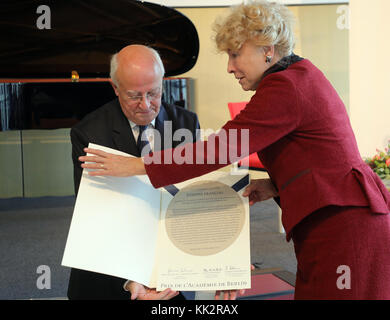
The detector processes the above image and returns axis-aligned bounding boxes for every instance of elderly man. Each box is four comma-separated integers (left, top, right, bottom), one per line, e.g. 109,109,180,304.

67,45,200,300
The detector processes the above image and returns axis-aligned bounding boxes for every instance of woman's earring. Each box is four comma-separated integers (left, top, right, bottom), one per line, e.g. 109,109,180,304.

266,56,272,63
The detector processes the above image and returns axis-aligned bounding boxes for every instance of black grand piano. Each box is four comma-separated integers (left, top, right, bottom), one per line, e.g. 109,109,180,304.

0,0,199,198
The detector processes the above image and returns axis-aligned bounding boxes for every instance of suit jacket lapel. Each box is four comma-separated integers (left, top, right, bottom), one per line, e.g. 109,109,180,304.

154,103,170,151
110,100,139,156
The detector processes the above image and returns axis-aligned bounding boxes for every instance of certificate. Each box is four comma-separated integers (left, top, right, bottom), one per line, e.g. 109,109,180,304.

62,144,251,291
156,172,251,291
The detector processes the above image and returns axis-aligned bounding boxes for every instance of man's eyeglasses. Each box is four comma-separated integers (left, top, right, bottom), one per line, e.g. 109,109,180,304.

126,87,162,103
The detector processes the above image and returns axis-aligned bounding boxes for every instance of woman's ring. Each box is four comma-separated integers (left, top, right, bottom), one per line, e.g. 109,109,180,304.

100,164,104,168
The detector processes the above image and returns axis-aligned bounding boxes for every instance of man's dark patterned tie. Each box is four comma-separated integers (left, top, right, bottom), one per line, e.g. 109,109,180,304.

136,125,151,156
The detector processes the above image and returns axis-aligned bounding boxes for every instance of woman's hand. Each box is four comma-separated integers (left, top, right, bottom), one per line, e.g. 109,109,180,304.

79,148,146,177
242,179,278,205
126,281,179,300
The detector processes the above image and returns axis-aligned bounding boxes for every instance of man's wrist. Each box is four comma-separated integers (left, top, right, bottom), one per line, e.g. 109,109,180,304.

137,157,147,174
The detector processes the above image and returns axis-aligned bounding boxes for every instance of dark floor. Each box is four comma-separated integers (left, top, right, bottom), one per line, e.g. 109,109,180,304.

0,196,296,300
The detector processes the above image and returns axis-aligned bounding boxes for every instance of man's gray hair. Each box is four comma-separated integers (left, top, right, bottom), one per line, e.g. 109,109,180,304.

110,46,165,87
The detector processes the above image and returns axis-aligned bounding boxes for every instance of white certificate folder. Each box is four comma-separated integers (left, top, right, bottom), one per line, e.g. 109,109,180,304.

62,143,251,291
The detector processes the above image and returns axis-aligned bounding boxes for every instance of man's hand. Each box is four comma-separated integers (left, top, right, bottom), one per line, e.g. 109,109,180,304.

79,148,146,177
214,265,255,300
126,281,179,300
214,289,245,300
242,179,278,205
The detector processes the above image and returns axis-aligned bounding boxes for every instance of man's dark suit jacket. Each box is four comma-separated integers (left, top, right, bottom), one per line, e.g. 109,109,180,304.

67,98,200,300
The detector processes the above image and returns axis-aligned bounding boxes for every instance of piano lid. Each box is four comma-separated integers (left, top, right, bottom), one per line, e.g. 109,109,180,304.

0,0,199,79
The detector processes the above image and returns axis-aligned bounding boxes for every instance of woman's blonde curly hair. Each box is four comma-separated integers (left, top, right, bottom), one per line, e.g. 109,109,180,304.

214,0,296,57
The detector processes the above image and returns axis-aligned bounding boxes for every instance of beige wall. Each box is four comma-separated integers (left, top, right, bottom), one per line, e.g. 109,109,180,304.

294,5,349,111
349,0,390,157
176,5,349,132
176,7,253,131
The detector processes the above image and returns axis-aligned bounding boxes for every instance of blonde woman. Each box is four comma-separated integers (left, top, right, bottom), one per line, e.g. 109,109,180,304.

80,1,390,299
